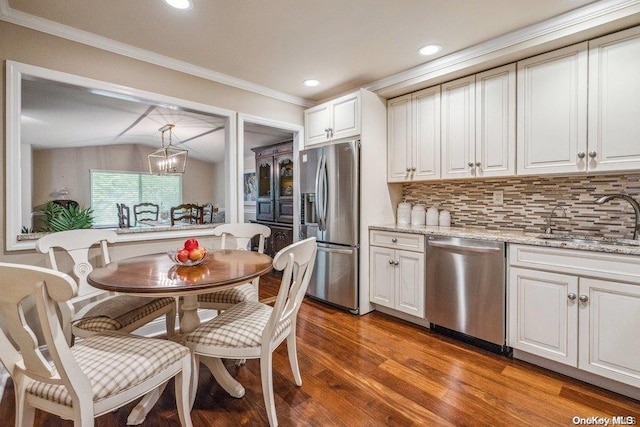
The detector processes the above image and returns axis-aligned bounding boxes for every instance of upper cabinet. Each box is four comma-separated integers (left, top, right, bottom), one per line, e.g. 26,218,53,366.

304,91,361,147
387,86,441,182
587,26,640,173
441,64,516,180
517,42,588,175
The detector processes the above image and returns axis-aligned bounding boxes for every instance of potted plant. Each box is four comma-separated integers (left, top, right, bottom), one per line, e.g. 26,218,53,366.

42,201,94,232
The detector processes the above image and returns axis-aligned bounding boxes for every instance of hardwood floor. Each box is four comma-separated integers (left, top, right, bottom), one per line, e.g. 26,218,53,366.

1,272,639,426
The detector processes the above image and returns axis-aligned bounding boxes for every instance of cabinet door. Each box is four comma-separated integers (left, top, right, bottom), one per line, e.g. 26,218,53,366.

578,278,640,388
588,27,640,173
271,226,293,256
331,92,361,141
517,42,588,175
387,94,412,182
369,246,395,308
275,153,294,223
304,103,331,147
395,249,425,317
508,267,578,366
441,76,475,179
413,86,441,181
256,155,274,221
475,64,515,178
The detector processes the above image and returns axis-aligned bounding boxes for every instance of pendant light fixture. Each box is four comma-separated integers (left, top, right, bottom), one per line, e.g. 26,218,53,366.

148,124,188,175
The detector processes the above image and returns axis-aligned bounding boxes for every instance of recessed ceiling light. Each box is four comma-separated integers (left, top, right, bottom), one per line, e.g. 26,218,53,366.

303,79,320,87
164,0,193,10
418,44,442,56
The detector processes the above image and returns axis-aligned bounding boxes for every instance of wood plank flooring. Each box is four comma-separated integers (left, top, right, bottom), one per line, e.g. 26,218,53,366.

1,272,639,426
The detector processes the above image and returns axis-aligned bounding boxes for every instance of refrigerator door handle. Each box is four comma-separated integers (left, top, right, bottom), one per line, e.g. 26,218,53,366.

315,154,325,231
321,156,329,230
318,246,354,255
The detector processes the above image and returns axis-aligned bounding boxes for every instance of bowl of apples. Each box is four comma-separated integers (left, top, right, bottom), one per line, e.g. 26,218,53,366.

168,238,208,266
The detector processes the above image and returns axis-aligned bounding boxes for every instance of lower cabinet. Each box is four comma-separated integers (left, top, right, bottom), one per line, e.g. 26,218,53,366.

251,221,293,257
508,244,640,388
369,230,425,317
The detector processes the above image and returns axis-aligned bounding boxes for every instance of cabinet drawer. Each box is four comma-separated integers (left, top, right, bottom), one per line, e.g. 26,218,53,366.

509,244,640,284
369,230,424,252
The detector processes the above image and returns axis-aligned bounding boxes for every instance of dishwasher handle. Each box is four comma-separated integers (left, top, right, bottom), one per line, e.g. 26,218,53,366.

428,240,502,253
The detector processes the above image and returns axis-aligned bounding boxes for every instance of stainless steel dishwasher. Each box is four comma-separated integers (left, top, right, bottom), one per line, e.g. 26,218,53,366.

426,236,506,350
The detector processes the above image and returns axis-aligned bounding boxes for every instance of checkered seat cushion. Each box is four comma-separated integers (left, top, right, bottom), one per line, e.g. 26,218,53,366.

184,300,291,349
73,295,175,333
25,333,190,406
197,283,257,305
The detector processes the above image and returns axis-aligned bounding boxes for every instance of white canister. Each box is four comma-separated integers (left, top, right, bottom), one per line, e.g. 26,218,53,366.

426,207,439,226
397,202,412,225
439,210,451,227
411,205,426,226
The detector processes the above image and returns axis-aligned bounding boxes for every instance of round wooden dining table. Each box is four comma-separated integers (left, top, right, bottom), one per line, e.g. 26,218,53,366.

87,249,273,425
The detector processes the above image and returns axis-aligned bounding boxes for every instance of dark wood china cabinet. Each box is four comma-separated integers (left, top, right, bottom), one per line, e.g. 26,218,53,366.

251,141,294,257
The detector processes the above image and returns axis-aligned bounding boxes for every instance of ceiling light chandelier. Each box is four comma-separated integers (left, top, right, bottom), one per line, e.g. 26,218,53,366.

148,124,188,175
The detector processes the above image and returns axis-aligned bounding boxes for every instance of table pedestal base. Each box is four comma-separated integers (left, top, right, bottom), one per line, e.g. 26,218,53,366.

201,357,246,398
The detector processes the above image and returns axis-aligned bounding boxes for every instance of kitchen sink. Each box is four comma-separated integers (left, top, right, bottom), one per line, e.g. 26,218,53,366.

536,234,640,247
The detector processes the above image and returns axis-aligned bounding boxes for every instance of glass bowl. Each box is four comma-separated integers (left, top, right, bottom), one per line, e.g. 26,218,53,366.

167,248,208,266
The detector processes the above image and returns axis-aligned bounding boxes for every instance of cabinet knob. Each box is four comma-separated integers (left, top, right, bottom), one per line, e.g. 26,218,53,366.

468,162,474,168
406,167,411,172
568,293,577,301
475,162,481,167
411,167,416,171
391,237,397,243
588,151,597,158
577,151,586,159
394,260,399,266
579,295,589,303
388,259,394,265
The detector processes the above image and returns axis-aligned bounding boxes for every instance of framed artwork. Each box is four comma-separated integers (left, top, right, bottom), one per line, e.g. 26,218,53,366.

243,171,256,204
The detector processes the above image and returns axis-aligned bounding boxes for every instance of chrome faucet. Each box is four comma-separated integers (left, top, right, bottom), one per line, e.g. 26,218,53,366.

594,194,640,240
545,204,568,234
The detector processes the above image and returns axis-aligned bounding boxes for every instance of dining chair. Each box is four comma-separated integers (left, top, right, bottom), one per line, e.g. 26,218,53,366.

196,223,272,311
133,202,159,226
36,229,176,343
183,237,317,427
170,203,203,225
201,203,213,224
116,203,130,228
0,262,193,427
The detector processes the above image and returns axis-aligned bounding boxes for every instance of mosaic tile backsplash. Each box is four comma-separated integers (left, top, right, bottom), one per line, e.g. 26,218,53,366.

402,174,640,239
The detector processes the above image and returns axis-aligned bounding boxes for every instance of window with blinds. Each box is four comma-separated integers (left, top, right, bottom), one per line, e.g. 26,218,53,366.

90,170,182,227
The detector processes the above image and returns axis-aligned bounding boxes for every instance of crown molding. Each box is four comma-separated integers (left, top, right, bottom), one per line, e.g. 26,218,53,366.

0,0,315,108
365,0,640,97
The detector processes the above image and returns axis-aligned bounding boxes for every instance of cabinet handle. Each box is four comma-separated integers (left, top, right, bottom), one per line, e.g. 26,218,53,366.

406,167,411,172
577,151,586,159
475,162,481,167
468,162,474,167
588,151,597,158
394,260,399,265
568,293,577,301
411,167,416,171
388,259,394,265
391,238,397,243
579,295,589,303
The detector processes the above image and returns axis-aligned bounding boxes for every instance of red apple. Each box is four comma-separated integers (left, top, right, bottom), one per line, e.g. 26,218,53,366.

184,238,199,251
176,249,190,263
189,246,206,262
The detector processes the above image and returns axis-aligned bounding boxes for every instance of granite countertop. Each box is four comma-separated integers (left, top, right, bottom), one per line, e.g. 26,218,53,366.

17,222,222,241
369,224,640,256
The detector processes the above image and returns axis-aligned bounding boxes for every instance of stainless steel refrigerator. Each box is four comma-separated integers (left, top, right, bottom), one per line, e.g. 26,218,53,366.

299,140,360,313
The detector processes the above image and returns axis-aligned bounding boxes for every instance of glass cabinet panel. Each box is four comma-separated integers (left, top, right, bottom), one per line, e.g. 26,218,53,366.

257,160,272,199
279,157,294,197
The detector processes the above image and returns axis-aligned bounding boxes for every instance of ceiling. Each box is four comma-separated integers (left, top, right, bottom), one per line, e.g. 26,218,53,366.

4,0,609,103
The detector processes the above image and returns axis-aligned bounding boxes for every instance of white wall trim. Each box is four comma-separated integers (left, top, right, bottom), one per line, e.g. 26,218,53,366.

0,0,314,108
365,0,640,97
237,114,304,235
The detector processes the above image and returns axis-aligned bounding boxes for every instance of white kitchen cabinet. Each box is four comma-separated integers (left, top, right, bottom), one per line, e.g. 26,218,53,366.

369,230,425,317
587,26,640,173
508,244,640,388
441,75,475,179
387,86,441,182
509,267,578,366
441,64,515,179
516,42,588,175
304,91,361,147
